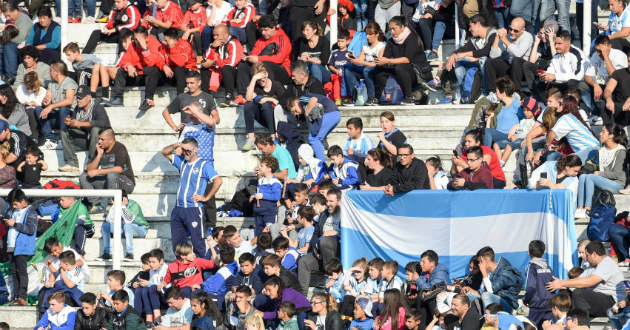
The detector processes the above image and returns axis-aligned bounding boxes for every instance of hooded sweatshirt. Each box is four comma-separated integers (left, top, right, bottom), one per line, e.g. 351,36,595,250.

250,28,292,74
523,258,554,310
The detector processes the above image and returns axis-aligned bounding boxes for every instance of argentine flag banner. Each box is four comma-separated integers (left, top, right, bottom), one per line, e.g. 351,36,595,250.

341,189,577,279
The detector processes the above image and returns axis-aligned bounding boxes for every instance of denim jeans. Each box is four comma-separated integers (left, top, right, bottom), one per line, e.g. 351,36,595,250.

344,65,376,97
2,42,18,78
608,224,630,260
494,7,510,29
539,0,571,32
56,0,94,17
577,174,624,207
483,128,509,147
607,305,630,329
34,106,72,141
308,63,331,84
432,21,455,51
353,0,369,31
510,0,540,26
310,111,341,160
547,146,598,163
454,57,486,94
102,221,148,255
201,26,215,54
469,292,514,314
229,26,247,45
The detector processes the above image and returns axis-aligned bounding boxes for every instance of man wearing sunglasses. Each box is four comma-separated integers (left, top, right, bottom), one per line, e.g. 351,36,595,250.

485,17,533,96
384,144,429,196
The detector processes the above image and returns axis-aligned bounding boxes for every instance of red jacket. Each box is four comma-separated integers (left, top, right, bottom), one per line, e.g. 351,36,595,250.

448,163,494,190
117,35,166,74
204,36,243,68
163,258,217,288
142,1,184,29
106,4,141,31
222,4,256,28
250,28,292,74
182,7,207,32
165,38,198,71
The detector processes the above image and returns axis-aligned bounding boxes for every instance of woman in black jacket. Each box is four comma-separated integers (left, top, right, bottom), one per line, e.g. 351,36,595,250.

304,293,344,330
373,16,429,105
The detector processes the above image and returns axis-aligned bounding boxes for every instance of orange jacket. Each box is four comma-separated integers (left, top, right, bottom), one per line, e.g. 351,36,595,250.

165,38,198,71
117,35,166,74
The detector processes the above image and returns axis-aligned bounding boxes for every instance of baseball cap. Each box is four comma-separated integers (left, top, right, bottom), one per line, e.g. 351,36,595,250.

356,297,373,318
76,85,90,99
0,120,9,131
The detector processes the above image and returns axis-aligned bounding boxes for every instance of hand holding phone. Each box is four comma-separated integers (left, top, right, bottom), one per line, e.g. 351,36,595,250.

540,172,547,179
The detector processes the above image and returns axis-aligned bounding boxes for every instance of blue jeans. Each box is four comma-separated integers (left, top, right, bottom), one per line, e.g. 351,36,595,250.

201,26,215,54
229,26,246,45
2,42,18,78
454,57,486,94
547,146,598,163
494,7,510,29
577,174,624,208
539,0,571,32
310,111,341,160
344,65,376,98
353,0,368,31
483,128,509,148
510,0,540,26
34,106,72,141
609,224,630,260
56,0,94,17
468,292,514,314
102,221,148,255
308,63,331,84
432,21,454,51
608,305,630,329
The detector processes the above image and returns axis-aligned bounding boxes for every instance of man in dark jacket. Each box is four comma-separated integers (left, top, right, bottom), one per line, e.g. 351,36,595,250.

76,292,109,330
275,61,327,130
385,144,430,196
106,290,144,330
448,146,494,190
476,246,523,314
451,294,481,330
59,85,112,173
522,240,553,328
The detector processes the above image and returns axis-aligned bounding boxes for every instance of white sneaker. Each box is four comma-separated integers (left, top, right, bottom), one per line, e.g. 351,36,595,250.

620,185,630,195
574,208,587,219
84,16,96,24
43,139,58,150
58,164,80,172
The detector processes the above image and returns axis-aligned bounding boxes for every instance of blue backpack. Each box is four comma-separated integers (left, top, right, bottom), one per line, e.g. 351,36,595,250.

460,67,481,104
587,204,617,241
379,77,404,105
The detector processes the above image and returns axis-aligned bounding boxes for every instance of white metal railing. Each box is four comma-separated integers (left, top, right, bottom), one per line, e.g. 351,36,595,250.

583,0,592,54
60,0,68,67
0,188,123,269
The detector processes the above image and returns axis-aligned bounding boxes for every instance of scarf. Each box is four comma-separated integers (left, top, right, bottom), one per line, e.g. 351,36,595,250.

75,99,94,123
393,27,411,45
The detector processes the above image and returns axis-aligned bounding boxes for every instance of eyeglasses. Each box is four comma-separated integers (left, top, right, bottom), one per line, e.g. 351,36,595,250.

508,27,521,32
466,158,480,163
311,301,324,305
397,153,412,158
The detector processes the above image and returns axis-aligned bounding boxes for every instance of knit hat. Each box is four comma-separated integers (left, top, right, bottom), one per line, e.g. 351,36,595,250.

356,297,373,318
521,97,541,118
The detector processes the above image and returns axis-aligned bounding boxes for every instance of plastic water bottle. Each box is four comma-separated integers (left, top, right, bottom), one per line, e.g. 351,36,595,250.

356,79,365,105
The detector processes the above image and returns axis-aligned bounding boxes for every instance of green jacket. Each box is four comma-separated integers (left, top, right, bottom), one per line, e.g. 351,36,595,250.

127,200,148,229
107,306,145,330
277,316,299,330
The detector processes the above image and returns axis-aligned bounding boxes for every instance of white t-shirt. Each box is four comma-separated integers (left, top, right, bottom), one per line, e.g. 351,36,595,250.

592,256,625,301
206,2,233,26
57,266,85,291
150,263,169,286
586,48,628,85
45,247,91,283
363,42,386,62
16,85,47,106
162,298,194,327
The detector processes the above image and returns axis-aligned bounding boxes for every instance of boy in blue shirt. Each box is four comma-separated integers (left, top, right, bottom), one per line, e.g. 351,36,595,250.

4,188,37,306
324,258,346,302
202,245,239,308
328,30,351,105
282,206,315,255
350,297,374,330
36,292,76,330
251,155,282,236
272,236,300,275
343,117,374,160
327,145,361,190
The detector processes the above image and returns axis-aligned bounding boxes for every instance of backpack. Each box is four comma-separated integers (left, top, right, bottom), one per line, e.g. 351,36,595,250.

587,191,617,242
379,77,404,105
460,67,482,104
43,179,80,190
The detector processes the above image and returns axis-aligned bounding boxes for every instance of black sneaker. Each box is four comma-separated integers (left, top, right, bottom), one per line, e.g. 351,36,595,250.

98,253,112,260
124,253,134,261
138,99,155,111
342,98,355,107
365,97,379,106
105,97,123,107
145,321,155,328
221,93,234,107
401,97,415,105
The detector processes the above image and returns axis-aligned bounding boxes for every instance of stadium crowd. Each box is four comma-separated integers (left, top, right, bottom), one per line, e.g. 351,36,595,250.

0,0,628,328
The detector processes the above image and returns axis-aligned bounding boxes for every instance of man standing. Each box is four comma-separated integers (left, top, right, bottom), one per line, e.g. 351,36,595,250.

450,294,481,330
161,137,223,257
547,241,624,318
162,71,218,129
385,144,430,196
2,2,33,84
59,85,112,173
79,128,135,214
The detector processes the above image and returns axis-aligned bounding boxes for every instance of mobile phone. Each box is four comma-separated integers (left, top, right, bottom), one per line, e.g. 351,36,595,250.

537,69,545,75
624,281,630,290
452,150,458,157
540,172,547,179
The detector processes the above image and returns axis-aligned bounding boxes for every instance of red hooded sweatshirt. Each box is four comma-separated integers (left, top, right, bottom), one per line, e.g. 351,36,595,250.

250,27,292,75
165,38,198,71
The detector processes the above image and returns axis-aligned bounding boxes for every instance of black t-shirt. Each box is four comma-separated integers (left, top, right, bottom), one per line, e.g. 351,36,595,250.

95,142,135,183
383,32,426,65
9,130,30,167
253,80,286,99
166,91,217,123
611,68,630,102
22,162,42,188
293,36,331,64
366,167,393,187
378,129,407,153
